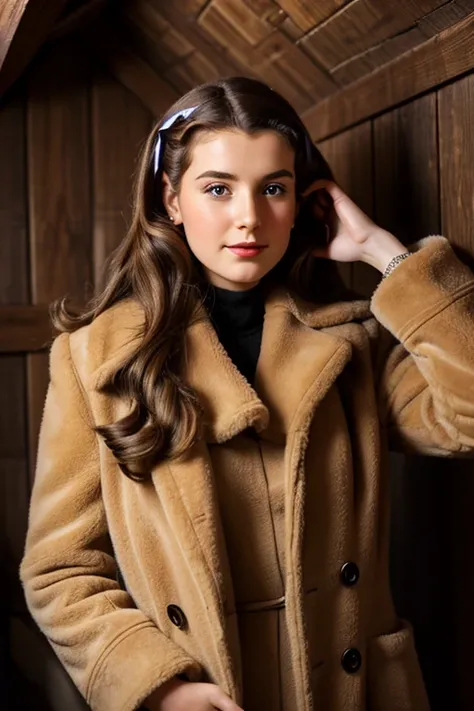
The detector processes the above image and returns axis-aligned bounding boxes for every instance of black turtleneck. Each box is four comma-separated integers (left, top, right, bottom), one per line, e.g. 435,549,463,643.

204,282,265,385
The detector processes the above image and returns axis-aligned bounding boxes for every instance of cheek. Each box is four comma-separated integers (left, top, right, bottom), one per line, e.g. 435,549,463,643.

269,200,296,234
181,197,230,237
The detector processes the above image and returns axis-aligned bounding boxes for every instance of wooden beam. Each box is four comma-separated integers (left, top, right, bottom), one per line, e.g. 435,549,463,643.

302,13,474,142
82,21,179,118
0,0,67,99
47,0,109,41
0,305,52,352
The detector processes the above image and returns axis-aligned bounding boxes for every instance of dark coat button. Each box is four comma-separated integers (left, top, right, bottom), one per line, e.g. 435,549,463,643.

340,562,360,587
341,648,362,674
167,604,187,630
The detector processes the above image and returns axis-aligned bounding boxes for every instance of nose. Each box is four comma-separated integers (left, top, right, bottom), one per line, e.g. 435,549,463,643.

234,191,261,232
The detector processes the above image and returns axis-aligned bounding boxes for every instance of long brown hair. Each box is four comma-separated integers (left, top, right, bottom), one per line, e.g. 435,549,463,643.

52,76,351,480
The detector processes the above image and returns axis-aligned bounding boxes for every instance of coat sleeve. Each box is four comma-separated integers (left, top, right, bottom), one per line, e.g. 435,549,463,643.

368,235,474,456
20,332,202,711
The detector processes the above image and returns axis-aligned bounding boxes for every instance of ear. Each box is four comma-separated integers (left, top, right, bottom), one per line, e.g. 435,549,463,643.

162,172,183,225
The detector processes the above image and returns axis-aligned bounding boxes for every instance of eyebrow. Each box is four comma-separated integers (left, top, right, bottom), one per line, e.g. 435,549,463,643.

195,169,294,181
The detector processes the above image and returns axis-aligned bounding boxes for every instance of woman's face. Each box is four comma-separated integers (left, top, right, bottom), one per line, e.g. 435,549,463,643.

163,129,297,291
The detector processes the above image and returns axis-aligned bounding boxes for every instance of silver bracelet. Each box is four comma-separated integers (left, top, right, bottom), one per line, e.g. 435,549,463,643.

382,252,411,280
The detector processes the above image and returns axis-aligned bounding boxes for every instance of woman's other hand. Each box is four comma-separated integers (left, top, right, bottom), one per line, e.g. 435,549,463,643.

144,676,244,711
302,179,406,273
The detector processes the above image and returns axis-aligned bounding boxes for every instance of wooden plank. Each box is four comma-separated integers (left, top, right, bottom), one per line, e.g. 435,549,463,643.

27,44,93,304
198,2,331,110
207,0,274,46
300,0,447,70
91,73,153,292
0,305,51,352
302,13,474,142
150,1,244,78
83,21,180,118
125,1,194,71
47,0,110,41
318,121,375,296
0,361,29,575
373,94,440,243
198,1,268,70
0,356,27,457
0,84,28,305
438,73,474,254
26,352,49,488
274,0,347,32
164,51,222,94
0,0,68,98
331,26,426,86
418,0,474,37
26,40,93,487
256,29,337,101
3,459,30,561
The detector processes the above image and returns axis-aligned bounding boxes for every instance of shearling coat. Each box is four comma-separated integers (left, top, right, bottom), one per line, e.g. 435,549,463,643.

20,236,474,711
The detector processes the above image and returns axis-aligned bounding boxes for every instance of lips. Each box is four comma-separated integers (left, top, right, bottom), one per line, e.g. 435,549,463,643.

228,243,268,248
226,245,268,257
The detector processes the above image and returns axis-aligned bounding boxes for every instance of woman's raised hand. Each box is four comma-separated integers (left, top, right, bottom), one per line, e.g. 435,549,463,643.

144,677,244,711
301,179,405,273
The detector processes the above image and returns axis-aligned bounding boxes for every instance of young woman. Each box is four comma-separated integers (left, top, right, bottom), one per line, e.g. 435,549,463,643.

20,77,474,711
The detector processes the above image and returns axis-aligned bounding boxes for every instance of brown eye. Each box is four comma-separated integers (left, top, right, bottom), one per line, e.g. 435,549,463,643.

205,184,229,197
265,184,286,196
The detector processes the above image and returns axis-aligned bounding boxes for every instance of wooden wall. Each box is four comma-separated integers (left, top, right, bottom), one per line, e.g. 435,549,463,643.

1,32,473,711
318,71,474,711
0,39,153,710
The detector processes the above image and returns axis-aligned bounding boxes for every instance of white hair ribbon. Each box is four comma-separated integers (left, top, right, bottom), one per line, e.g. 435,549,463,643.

153,105,199,175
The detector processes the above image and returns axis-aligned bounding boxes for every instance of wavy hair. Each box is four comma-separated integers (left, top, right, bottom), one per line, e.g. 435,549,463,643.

52,76,352,480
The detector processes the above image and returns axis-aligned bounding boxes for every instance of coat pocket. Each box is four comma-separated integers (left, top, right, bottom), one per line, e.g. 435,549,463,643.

367,619,431,711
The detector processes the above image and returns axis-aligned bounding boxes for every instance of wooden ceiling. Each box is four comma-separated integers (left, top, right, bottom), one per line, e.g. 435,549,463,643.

1,0,473,136
115,0,474,113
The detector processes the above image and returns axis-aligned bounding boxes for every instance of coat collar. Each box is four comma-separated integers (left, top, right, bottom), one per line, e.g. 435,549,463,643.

89,287,370,443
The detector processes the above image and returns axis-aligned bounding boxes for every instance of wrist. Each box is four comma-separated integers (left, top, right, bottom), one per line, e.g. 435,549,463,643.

143,677,186,711
361,229,407,273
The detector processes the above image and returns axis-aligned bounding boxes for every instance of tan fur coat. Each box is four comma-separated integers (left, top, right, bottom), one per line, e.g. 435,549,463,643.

20,236,474,710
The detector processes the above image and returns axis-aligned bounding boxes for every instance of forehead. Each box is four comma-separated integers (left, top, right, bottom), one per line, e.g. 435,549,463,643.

186,129,295,175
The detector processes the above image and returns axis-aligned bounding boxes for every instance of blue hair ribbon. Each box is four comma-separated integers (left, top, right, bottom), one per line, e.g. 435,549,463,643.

153,105,199,175
153,103,315,173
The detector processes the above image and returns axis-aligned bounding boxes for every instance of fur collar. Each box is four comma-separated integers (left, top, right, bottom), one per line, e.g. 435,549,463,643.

84,287,371,443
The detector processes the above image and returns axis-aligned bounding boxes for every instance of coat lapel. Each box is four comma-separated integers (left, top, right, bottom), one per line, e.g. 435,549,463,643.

89,288,369,445
87,288,369,694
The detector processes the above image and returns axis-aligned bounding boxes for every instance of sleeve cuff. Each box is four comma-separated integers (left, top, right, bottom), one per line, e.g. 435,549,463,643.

87,622,202,711
370,235,474,340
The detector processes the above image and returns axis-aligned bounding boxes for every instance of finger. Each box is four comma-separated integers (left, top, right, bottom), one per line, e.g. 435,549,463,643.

210,686,244,711
320,182,373,229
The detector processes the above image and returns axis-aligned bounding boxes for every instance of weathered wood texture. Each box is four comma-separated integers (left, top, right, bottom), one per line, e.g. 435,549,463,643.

26,41,94,488
303,11,474,141
0,0,67,98
318,122,376,295
1,36,153,710
91,72,153,290
102,0,474,118
0,306,51,352
0,79,29,629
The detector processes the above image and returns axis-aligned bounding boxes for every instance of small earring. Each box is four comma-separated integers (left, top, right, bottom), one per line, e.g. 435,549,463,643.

169,215,174,222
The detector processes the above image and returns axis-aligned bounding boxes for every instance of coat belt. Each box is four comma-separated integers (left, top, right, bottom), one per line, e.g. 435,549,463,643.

236,595,286,613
